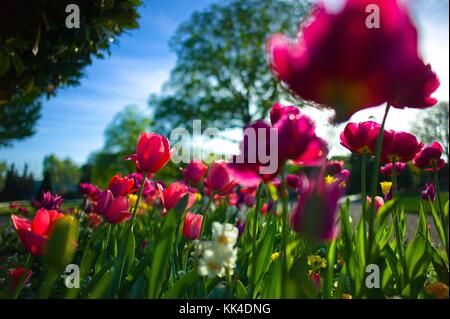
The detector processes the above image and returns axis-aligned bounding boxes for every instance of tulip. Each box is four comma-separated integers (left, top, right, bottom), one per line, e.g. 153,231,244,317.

94,190,131,224
381,131,423,164
11,208,64,256
157,181,196,213
269,102,300,125
183,212,203,240
290,177,343,241
86,213,103,229
380,162,407,176
207,160,237,195
422,183,436,202
267,0,439,122
367,196,384,213
7,267,32,292
326,160,344,175
413,141,446,172
108,173,135,197
127,132,172,174
35,191,64,211
228,121,280,187
274,111,328,165
340,121,382,155
286,174,301,190
43,215,79,271
181,160,208,185
79,183,101,202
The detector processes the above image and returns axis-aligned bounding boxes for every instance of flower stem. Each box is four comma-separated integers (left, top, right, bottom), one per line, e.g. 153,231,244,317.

433,162,449,257
131,172,148,227
11,254,32,299
367,103,391,264
199,194,214,239
280,170,288,298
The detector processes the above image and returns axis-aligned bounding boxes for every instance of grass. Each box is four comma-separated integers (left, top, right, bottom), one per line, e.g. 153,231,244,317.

398,192,449,214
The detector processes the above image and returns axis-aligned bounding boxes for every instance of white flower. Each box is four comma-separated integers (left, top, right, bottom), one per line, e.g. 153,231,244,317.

212,222,238,247
196,222,239,278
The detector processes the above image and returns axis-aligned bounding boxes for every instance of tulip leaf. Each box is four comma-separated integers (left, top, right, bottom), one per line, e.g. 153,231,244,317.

162,270,196,299
147,210,177,298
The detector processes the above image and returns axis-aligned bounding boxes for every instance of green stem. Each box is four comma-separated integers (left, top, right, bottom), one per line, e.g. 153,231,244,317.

280,170,288,298
199,195,214,239
249,185,263,298
227,270,234,299
433,162,449,256
11,254,33,299
111,172,148,298
391,160,407,287
367,103,391,264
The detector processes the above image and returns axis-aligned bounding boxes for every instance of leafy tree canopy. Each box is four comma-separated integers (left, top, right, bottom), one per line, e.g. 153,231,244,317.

151,0,311,134
43,154,81,195
411,101,449,161
0,0,142,146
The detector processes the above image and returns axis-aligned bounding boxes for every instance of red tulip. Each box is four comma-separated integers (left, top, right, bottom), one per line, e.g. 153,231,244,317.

290,176,343,241
157,182,196,213
380,162,406,176
381,131,423,164
182,212,203,240
207,160,237,194
94,190,131,224
127,132,172,174
413,141,446,172
340,121,382,155
267,0,439,122
11,209,64,256
7,267,32,292
181,160,208,185
108,173,135,197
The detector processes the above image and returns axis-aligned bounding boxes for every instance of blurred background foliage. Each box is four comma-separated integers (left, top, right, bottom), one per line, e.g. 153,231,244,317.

0,0,142,146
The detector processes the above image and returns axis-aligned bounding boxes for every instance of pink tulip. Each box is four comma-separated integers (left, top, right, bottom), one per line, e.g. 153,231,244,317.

157,182,196,213
181,160,208,185
94,190,131,224
207,160,237,195
182,212,203,240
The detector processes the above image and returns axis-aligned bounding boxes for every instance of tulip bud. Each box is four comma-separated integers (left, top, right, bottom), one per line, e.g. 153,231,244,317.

43,215,79,271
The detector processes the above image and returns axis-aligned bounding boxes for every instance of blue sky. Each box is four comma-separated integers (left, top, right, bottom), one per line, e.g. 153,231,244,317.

1,0,449,178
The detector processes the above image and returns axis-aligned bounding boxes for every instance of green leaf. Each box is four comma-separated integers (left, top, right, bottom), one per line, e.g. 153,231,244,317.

235,280,247,299
162,270,196,299
323,238,337,299
405,238,431,281
247,219,276,297
147,211,177,298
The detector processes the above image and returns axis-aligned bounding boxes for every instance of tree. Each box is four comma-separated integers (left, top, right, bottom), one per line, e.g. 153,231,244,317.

43,154,80,195
151,0,311,134
0,164,35,201
411,101,449,161
38,170,53,195
89,105,151,186
0,0,142,146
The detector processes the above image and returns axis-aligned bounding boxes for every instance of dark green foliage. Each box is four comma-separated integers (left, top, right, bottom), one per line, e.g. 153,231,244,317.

0,164,35,201
0,0,142,145
152,0,311,133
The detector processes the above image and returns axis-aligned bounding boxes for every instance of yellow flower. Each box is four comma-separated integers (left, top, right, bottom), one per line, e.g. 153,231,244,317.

195,192,202,201
307,255,317,266
342,293,353,299
324,175,337,185
271,252,280,261
380,181,392,197
425,282,449,299
128,194,138,208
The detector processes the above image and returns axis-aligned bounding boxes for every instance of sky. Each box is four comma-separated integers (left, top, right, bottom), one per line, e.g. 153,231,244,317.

1,0,449,179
